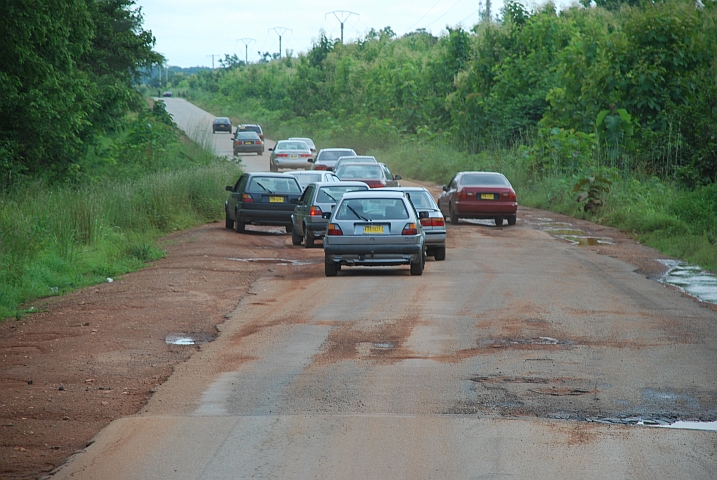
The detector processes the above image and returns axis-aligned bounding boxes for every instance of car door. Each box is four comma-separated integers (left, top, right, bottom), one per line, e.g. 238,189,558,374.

293,184,313,234
438,176,458,217
229,174,249,220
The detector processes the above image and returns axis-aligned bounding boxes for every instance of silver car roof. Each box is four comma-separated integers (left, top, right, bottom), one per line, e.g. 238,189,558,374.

340,190,406,200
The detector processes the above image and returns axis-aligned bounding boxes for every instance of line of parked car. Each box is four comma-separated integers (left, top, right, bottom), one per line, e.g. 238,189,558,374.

223,133,518,276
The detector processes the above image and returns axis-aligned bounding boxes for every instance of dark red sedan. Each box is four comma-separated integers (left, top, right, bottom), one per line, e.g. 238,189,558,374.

438,171,517,226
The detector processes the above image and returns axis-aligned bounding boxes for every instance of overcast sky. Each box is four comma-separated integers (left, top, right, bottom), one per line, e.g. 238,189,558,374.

136,0,577,68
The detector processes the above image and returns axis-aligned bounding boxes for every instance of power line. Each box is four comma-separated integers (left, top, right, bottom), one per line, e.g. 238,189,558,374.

237,38,255,64
268,27,292,58
206,54,221,69
423,0,465,30
407,0,443,31
325,10,358,44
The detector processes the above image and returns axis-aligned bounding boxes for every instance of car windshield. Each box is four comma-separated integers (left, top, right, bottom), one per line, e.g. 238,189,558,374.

336,198,408,221
247,177,301,193
461,174,510,186
236,132,259,139
317,185,368,203
318,150,355,161
277,142,310,151
406,191,435,209
336,165,382,179
291,173,322,187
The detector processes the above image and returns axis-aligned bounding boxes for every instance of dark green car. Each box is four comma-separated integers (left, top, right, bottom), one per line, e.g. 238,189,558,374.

225,173,302,233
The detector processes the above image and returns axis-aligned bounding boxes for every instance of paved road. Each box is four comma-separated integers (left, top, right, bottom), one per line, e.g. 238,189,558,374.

157,97,274,172
54,102,717,479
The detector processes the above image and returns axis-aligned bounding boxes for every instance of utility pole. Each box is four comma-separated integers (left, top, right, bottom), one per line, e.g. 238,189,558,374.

206,54,220,69
237,38,255,64
268,27,291,58
326,10,358,44
485,0,491,23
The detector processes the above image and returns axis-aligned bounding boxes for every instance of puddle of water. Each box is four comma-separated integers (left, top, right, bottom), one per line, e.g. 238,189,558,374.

165,333,216,345
373,342,395,349
558,235,614,246
229,257,320,266
481,337,571,347
657,420,717,431
543,229,585,236
658,260,717,304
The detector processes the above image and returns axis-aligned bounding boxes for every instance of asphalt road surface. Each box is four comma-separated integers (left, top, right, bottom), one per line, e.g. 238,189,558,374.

53,101,717,479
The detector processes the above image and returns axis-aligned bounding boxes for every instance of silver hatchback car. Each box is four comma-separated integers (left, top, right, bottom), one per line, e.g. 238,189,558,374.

291,181,370,248
384,187,446,260
323,191,426,276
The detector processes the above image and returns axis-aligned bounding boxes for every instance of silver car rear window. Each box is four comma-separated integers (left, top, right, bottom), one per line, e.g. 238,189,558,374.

336,198,408,221
336,165,381,179
407,191,435,209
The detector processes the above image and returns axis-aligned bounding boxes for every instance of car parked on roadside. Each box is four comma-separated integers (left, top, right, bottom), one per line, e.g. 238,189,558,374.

285,171,340,191
335,161,401,188
225,172,302,233
323,190,426,276
438,171,518,226
288,137,317,156
236,124,264,141
310,148,357,171
232,131,263,156
385,187,446,260
162,91,173,97
269,140,313,171
212,117,232,133
291,181,370,248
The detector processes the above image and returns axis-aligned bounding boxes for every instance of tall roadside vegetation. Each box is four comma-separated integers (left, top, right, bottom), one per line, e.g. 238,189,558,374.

187,0,717,271
0,2,239,319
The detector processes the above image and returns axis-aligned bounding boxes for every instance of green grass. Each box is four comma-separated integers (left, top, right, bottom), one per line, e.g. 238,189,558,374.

0,161,240,321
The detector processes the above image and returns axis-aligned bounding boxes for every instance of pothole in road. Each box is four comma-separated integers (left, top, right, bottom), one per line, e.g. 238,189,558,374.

658,259,717,304
557,235,614,246
481,337,572,348
164,332,216,345
229,257,321,266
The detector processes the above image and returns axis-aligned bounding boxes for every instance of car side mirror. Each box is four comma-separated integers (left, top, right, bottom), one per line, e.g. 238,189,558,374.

268,148,273,151
394,175,402,180
442,185,448,192
418,211,429,219
225,186,233,192
322,212,332,219
308,158,314,163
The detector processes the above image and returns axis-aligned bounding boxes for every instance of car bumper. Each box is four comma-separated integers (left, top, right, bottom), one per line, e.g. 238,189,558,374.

234,145,263,154
455,201,517,217
325,244,423,265
273,159,311,170
238,209,293,226
424,231,446,246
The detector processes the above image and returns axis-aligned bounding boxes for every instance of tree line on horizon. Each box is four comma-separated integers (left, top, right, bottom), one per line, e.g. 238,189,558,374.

186,0,716,187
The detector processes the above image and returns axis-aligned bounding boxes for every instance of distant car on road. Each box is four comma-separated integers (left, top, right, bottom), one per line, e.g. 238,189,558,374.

335,161,401,188
310,148,357,171
232,131,263,156
334,155,377,172
236,124,264,141
212,117,232,134
225,172,302,233
323,190,426,276
162,91,173,97
285,171,340,191
291,181,370,248
438,171,518,226
288,137,317,156
385,187,446,260
269,140,313,171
